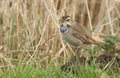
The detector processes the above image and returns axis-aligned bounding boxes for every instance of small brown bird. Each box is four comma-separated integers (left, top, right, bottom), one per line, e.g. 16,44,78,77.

60,15,105,49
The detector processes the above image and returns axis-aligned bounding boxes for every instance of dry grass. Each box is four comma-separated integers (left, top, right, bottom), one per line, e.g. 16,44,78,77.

0,0,120,71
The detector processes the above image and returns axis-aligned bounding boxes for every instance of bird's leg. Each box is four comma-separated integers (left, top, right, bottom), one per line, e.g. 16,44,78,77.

76,46,81,56
75,46,81,66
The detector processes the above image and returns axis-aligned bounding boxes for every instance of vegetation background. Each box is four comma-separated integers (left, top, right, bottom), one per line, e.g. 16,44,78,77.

0,0,120,78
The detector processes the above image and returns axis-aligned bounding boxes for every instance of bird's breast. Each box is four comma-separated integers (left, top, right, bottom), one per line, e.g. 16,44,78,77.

61,33,80,46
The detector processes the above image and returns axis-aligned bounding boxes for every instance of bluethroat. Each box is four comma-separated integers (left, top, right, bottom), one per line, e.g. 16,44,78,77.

60,15,105,49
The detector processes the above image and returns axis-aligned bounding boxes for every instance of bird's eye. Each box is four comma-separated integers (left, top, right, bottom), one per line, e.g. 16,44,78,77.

67,25,70,27
61,25,63,27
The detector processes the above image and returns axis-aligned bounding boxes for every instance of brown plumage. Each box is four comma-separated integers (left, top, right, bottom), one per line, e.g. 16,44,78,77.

60,15,105,49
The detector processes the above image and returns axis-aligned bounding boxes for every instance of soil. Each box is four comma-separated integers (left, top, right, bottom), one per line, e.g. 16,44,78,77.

61,49,120,73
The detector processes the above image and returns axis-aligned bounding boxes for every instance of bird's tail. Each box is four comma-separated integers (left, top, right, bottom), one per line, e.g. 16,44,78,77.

89,35,105,49
93,42,105,49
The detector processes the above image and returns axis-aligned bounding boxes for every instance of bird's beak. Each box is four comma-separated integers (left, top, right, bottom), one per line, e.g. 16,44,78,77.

60,26,68,33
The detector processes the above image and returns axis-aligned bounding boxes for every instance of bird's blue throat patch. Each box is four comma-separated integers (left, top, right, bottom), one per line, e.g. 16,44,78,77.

60,27,68,33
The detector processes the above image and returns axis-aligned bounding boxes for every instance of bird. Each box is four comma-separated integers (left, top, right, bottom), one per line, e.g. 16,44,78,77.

59,15,105,50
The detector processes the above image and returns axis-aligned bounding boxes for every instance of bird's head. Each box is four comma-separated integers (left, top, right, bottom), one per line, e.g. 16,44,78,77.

59,15,72,33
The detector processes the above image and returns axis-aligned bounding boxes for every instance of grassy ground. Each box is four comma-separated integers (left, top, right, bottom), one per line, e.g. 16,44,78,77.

0,0,120,78
1,62,120,78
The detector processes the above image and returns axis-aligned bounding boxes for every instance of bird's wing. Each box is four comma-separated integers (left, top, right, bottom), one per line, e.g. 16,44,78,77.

71,23,91,44
70,22,105,49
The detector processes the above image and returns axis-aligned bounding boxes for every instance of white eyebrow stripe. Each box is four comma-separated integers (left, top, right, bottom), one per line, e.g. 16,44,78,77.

66,17,71,20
